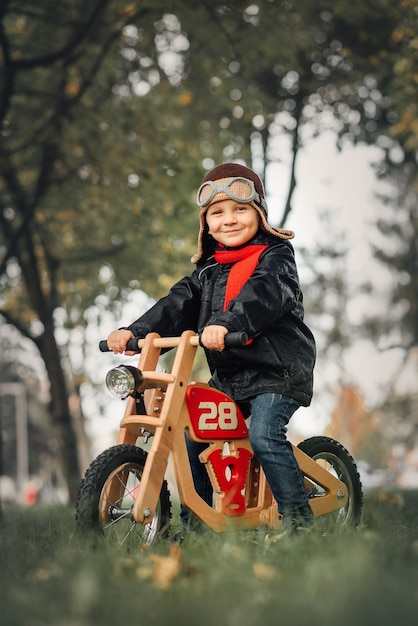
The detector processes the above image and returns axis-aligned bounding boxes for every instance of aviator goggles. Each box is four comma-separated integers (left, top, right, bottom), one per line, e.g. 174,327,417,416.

196,177,267,211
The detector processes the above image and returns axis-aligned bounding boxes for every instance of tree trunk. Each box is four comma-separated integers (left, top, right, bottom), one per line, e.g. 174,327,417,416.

18,229,84,502
39,321,83,502
280,93,304,228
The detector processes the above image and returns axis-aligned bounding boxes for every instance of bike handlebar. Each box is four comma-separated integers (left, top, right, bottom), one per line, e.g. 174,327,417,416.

99,331,248,353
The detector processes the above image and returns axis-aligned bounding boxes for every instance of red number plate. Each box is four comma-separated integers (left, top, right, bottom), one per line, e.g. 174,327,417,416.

186,384,248,439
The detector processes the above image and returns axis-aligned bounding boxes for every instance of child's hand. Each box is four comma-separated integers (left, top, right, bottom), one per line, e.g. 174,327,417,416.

107,329,135,355
201,325,229,351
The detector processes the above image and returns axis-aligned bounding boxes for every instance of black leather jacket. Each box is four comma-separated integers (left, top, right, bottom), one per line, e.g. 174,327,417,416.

126,232,316,406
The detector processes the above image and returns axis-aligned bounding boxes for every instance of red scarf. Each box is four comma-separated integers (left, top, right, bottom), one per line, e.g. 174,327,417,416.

214,244,268,311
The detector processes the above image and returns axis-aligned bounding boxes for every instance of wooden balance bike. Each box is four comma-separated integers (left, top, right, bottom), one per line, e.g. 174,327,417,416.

76,331,363,547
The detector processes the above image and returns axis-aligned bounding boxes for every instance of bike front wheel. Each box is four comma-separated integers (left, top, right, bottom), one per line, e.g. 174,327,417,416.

76,444,171,548
298,436,363,532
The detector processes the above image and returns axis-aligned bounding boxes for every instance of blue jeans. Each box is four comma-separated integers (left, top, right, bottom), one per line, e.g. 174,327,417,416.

249,393,313,527
180,393,313,528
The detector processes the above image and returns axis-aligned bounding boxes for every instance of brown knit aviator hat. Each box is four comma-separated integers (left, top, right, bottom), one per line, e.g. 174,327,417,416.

191,162,295,263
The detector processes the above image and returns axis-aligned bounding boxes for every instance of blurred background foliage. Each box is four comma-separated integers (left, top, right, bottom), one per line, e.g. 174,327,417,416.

1,0,417,500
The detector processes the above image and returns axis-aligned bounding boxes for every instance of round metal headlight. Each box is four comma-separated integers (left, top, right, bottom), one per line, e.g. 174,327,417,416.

105,365,142,399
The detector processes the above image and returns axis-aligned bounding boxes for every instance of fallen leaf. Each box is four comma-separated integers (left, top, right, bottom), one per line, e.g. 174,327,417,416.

149,544,182,590
252,562,277,581
33,564,62,581
372,492,405,507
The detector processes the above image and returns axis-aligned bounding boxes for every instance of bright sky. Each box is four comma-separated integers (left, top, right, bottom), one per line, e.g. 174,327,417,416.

267,131,386,271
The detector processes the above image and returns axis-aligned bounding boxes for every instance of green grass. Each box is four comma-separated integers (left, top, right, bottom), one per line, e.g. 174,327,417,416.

1,490,417,626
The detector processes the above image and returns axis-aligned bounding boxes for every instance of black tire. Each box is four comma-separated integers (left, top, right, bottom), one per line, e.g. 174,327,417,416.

75,444,171,548
297,436,363,532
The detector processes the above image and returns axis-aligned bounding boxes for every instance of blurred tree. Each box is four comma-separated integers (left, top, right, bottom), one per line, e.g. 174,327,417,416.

0,0,209,498
325,385,385,466
330,0,418,350
331,0,418,456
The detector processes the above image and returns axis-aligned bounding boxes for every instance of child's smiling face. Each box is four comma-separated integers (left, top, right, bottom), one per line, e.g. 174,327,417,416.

205,199,260,247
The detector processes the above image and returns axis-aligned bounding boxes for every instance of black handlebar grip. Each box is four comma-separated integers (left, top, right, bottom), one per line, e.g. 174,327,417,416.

126,338,141,352
98,338,141,353
224,330,249,347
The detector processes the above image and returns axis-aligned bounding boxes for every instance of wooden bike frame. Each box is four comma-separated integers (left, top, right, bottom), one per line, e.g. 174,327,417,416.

112,331,348,531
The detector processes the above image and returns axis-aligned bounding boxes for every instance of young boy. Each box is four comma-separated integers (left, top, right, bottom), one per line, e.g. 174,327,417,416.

107,162,316,533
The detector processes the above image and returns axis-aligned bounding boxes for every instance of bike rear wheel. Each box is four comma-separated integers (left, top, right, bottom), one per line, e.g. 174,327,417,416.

298,436,363,532
76,444,171,548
